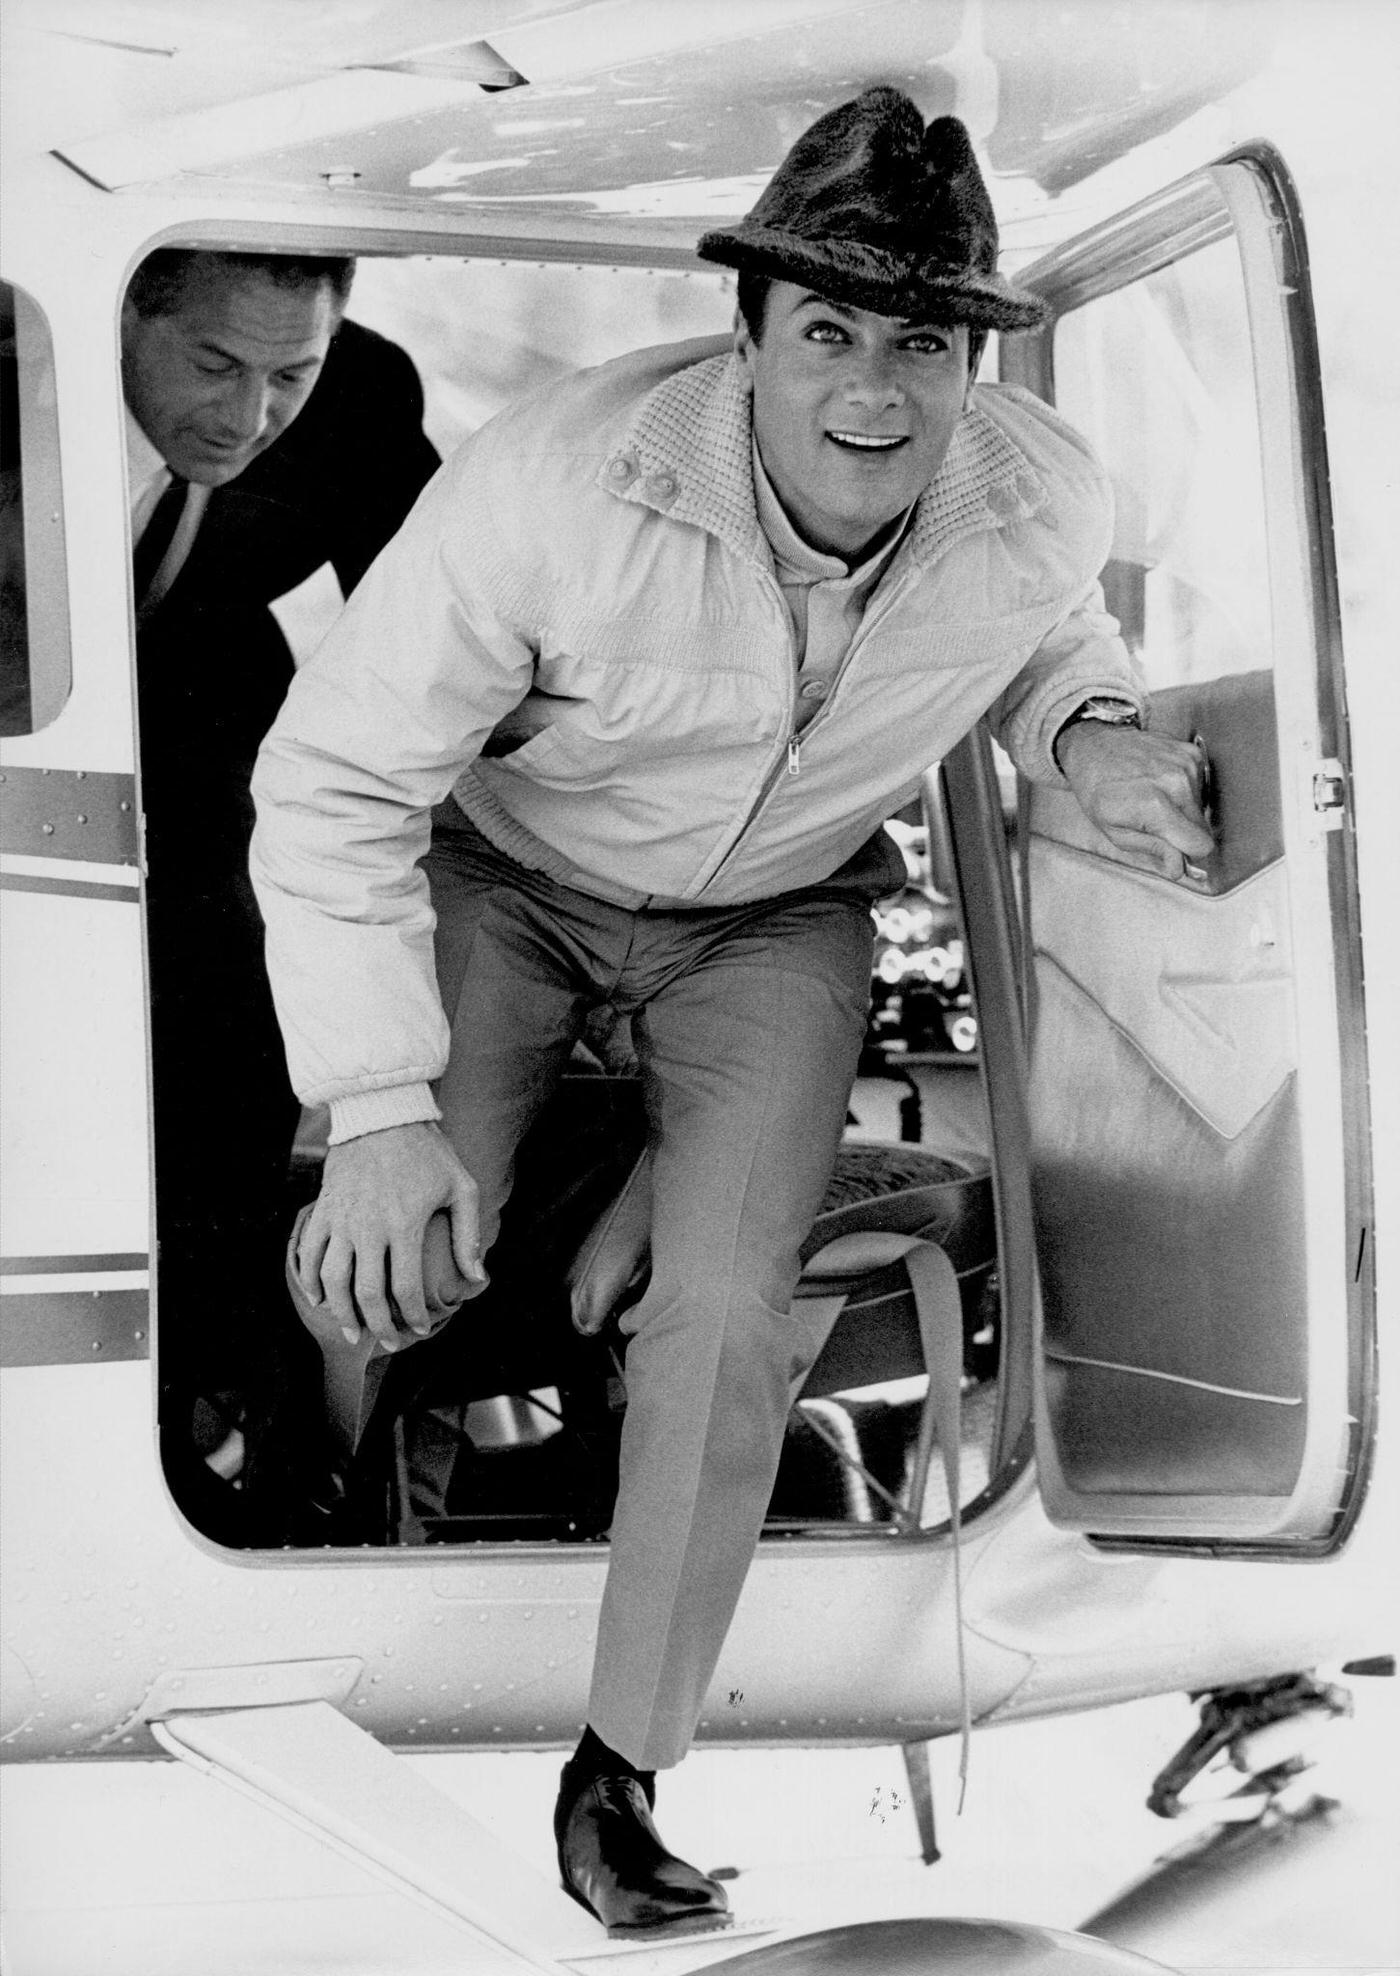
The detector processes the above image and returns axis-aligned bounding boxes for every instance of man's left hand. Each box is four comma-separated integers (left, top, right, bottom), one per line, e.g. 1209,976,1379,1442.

1056,723,1215,881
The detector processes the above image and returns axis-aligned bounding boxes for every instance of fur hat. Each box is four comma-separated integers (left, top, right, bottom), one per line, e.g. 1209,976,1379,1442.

696,87,1045,333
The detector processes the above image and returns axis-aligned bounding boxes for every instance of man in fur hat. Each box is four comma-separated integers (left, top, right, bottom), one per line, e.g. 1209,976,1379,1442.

251,89,1212,1936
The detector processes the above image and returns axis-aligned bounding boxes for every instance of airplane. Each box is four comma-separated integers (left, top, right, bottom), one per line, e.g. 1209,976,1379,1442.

1,1,1395,1969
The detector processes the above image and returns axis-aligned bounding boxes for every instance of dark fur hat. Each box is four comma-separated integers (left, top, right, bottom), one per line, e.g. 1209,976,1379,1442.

697,87,1045,333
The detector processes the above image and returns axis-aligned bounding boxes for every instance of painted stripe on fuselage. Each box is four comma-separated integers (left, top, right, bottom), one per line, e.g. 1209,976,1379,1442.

0,870,140,903
1,1252,150,1275
2,850,138,884
0,766,138,864
0,1288,149,1365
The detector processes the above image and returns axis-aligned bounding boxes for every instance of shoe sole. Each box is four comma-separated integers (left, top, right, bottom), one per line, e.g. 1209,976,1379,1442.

560,1872,733,1942
605,1910,734,1942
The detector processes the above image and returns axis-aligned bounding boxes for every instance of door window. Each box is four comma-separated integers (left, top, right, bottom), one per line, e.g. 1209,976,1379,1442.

1054,236,1270,688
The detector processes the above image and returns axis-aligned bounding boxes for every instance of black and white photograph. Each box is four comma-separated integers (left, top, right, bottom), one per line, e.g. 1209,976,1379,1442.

1,3,1395,1972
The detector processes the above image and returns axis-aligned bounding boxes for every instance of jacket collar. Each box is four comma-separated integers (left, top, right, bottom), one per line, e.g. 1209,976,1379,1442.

596,350,1049,568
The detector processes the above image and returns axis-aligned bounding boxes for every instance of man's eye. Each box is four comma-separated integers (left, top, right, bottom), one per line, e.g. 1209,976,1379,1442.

902,333,950,355
804,321,849,345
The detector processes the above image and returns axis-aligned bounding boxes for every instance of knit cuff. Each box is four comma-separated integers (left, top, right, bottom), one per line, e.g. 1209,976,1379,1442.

327,1082,441,1147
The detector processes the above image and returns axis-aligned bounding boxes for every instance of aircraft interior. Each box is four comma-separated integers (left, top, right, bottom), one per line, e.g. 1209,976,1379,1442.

273,970,1002,1552
191,814,1005,1551
121,251,1010,1554
159,845,1005,1554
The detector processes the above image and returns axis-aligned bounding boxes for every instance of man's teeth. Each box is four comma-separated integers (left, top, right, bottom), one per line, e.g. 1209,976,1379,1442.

828,431,906,450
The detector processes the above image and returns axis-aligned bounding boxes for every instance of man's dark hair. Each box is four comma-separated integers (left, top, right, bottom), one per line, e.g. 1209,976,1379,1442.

125,249,356,319
736,270,772,343
736,266,988,377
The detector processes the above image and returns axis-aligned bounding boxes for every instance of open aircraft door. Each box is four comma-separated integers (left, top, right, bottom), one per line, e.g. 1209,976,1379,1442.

999,145,1374,1552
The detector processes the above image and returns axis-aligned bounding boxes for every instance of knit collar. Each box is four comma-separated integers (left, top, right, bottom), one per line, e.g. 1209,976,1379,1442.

596,351,1049,569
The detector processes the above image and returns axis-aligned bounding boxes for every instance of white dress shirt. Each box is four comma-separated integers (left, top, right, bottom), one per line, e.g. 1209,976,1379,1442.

126,408,212,612
126,408,171,542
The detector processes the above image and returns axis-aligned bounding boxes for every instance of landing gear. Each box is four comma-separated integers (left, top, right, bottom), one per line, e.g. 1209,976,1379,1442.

1082,1667,1387,1953
1147,1670,1354,1821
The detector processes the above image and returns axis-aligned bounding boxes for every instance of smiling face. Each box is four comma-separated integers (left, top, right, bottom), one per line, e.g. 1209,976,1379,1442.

120,255,337,487
736,280,971,562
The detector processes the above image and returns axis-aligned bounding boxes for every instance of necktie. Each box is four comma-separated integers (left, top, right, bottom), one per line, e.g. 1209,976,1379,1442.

133,476,189,607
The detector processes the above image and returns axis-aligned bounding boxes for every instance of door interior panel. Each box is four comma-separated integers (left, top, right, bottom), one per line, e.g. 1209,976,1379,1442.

1027,665,1308,1501
1030,951,1309,1495
1026,838,1295,1138
1047,1363,1305,1498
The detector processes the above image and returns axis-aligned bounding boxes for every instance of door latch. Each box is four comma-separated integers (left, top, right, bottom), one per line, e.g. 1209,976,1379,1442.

1311,758,1346,830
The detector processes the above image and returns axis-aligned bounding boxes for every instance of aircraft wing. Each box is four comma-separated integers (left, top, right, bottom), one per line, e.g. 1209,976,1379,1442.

5,1694,1397,1974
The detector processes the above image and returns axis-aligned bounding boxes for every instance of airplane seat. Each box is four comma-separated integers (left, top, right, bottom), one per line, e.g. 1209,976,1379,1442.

568,1137,997,1529
289,1049,997,1539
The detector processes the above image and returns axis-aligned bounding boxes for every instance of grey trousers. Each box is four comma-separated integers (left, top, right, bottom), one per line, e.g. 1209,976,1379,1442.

423,809,880,1769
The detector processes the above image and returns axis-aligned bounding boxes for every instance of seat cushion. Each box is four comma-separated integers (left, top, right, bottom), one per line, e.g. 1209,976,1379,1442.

801,1142,993,1273
797,1144,996,1397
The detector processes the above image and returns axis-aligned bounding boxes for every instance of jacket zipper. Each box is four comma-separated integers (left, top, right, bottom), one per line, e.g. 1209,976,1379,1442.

699,558,920,890
697,571,801,888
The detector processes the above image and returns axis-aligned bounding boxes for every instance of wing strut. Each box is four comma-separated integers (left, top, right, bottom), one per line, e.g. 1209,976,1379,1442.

150,1691,776,1966
150,1696,597,1971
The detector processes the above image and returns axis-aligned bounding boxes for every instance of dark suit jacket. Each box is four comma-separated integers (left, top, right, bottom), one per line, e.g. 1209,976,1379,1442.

138,317,441,893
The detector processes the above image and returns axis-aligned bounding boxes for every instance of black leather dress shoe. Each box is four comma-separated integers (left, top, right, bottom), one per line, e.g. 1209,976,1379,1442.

555,1768,732,1939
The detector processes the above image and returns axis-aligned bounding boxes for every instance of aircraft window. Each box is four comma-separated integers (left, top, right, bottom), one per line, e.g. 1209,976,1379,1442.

1032,222,1286,896
1052,237,1270,688
0,279,70,736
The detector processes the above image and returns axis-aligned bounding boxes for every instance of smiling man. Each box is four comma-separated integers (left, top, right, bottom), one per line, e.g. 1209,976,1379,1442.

737,284,972,559
251,90,1212,1935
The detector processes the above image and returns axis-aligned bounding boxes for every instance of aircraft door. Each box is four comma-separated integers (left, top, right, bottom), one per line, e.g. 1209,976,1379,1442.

1002,149,1373,1551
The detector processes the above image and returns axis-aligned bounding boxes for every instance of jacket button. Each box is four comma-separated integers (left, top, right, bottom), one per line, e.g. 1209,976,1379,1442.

986,484,1019,520
644,471,677,502
606,456,635,483
800,678,829,699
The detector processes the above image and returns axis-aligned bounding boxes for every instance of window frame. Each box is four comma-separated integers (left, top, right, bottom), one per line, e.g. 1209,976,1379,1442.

1,277,71,736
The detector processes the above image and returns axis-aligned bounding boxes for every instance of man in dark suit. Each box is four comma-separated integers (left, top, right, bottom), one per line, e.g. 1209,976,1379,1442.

125,249,440,1538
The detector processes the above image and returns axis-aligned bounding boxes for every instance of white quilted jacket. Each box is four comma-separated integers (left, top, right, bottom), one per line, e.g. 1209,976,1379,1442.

251,336,1142,1133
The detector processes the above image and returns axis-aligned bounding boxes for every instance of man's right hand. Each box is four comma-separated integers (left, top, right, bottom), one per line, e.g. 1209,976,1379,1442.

294,1121,487,1349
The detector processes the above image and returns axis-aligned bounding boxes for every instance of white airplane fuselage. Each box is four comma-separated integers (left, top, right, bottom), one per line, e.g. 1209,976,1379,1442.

1,0,1394,1803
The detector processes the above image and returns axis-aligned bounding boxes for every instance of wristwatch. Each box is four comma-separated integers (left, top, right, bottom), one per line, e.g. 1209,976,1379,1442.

1052,696,1142,768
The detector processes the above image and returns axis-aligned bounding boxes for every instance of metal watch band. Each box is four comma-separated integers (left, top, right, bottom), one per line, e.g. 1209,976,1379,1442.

1052,697,1142,767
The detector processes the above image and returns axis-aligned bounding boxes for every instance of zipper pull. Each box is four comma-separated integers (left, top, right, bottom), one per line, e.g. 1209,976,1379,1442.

787,736,801,777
